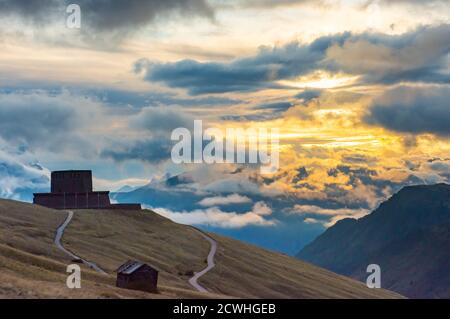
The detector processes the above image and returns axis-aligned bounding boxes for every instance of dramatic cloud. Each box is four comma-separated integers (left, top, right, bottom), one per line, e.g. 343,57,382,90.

136,24,450,94
0,92,74,145
289,204,369,217
203,176,277,196
198,194,252,207
153,201,276,228
101,138,174,164
222,101,295,122
0,0,213,31
91,89,240,109
101,106,194,164
0,0,61,23
288,204,369,227
295,89,323,103
365,85,450,136
0,91,104,154
0,145,50,201
77,0,213,32
221,112,284,122
0,91,194,164
327,24,450,84
134,34,349,94
253,101,294,112
131,107,194,133
427,159,450,174
237,0,316,8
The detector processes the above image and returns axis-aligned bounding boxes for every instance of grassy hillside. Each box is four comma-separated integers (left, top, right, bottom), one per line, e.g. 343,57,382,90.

0,199,401,299
0,200,222,299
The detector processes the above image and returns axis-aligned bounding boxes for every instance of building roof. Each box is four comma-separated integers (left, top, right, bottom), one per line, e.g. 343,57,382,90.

52,170,92,174
116,260,159,274
33,191,110,196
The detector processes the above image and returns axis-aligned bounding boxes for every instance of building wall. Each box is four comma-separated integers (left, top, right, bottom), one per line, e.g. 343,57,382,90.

33,192,111,209
34,170,141,210
51,170,93,193
116,267,158,293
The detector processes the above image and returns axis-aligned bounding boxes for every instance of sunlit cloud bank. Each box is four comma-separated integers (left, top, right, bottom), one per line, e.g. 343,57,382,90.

152,201,276,228
136,24,450,94
286,204,369,227
198,194,252,207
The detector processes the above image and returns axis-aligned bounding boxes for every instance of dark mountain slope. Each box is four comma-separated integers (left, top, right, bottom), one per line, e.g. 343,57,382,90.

297,183,450,298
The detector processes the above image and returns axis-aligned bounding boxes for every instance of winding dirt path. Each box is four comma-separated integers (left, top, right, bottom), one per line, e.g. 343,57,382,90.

55,210,107,274
188,229,217,293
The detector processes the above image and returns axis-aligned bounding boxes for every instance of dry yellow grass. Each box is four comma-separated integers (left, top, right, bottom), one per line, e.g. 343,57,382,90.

0,200,223,299
199,234,402,298
63,208,211,291
0,199,403,299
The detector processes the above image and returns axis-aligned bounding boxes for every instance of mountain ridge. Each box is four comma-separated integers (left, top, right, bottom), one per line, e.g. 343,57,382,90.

297,183,450,298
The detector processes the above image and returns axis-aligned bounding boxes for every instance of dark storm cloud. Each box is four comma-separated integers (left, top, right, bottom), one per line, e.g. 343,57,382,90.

0,90,105,156
91,89,240,109
0,0,62,22
1,87,240,110
0,92,75,146
327,165,378,188
135,33,350,94
341,154,377,165
365,86,450,136
101,138,173,164
0,0,213,31
131,107,194,133
75,0,213,31
221,101,294,122
253,101,294,111
0,88,209,164
295,89,323,103
327,24,450,85
101,106,195,164
238,0,316,8
136,25,450,94
292,167,309,183
221,112,283,122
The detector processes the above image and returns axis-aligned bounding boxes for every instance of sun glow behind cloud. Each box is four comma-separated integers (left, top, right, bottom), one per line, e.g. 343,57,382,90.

279,71,360,89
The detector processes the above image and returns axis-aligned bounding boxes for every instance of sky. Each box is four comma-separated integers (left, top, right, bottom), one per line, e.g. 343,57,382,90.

0,0,449,252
